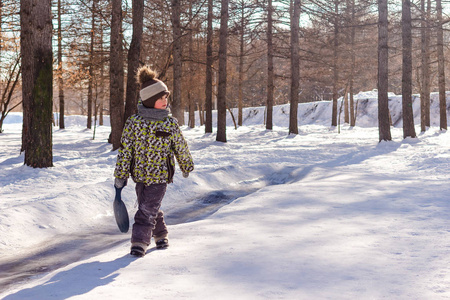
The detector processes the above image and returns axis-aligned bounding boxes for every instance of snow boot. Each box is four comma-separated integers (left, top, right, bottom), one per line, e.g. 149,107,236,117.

130,242,148,257
155,237,169,249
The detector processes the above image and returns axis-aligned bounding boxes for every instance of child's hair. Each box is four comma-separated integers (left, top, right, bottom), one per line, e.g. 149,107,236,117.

136,66,157,86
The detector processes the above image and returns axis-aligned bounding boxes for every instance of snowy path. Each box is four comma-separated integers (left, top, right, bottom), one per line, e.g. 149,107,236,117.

0,185,258,292
0,116,449,299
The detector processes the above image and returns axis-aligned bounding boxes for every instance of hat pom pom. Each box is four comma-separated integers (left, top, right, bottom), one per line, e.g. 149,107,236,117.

137,66,157,85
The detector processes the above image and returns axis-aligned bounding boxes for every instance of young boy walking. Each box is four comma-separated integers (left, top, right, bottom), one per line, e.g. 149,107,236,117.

114,66,194,257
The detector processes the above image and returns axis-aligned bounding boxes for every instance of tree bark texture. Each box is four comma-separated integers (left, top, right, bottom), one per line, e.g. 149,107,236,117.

87,0,96,129
436,0,447,130
331,1,339,127
188,0,195,128
425,0,431,127
216,0,228,142
401,0,416,138
124,0,144,122
57,0,64,129
349,0,356,126
20,0,53,167
420,0,431,132
0,2,2,68
289,0,300,135
110,0,124,150
378,0,391,141
205,0,213,133
266,0,274,130
238,7,244,127
99,25,104,126
171,0,184,124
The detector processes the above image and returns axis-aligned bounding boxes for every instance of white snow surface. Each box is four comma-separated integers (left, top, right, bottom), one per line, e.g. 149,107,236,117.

0,93,449,299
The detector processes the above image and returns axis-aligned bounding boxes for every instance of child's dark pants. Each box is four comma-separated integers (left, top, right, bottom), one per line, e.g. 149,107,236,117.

131,182,168,245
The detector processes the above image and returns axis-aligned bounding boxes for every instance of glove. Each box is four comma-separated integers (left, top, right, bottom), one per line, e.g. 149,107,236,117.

182,172,189,178
114,177,127,189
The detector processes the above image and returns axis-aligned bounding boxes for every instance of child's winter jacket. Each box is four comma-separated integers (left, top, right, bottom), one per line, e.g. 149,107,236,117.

114,114,194,185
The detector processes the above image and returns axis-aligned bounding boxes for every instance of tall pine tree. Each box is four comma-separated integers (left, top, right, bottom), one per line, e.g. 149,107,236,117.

20,0,53,167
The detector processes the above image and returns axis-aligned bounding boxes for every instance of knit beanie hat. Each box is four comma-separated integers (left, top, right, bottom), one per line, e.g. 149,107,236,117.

137,66,170,108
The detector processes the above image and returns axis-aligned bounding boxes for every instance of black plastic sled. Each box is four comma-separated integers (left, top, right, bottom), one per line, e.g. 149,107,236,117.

114,186,130,233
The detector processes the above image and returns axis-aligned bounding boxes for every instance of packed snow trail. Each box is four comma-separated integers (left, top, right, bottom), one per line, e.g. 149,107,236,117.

0,184,265,292
0,230,126,291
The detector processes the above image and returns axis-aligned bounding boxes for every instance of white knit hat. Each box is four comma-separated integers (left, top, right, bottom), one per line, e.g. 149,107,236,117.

137,66,170,108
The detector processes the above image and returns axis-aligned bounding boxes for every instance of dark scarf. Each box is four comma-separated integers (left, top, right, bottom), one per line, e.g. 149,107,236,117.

137,103,169,121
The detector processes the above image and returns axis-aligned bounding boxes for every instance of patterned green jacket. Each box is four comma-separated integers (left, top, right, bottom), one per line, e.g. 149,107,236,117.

114,114,194,185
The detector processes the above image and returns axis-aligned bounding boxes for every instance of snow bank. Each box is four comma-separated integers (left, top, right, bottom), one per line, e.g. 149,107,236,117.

4,91,450,129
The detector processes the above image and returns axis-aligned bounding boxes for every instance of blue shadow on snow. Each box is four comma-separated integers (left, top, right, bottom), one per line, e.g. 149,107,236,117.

3,254,134,300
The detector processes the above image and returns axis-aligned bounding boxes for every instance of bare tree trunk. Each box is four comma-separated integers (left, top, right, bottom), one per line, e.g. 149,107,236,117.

20,0,53,167
425,0,431,127
349,0,355,127
87,0,96,129
57,0,64,129
205,0,213,133
345,0,353,126
331,1,339,127
402,0,416,138
0,2,2,82
171,0,184,124
21,0,31,150
289,0,300,135
266,0,274,130
378,0,391,141
436,0,447,130
99,25,104,126
198,103,204,126
188,0,195,128
237,7,244,127
216,0,228,142
344,89,349,124
420,0,431,132
124,0,144,122
110,0,124,150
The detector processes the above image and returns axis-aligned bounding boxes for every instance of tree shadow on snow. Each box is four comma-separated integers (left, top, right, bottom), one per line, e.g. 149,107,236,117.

3,254,134,300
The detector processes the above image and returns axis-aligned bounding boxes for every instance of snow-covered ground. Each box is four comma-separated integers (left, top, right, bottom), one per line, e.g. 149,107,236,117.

0,93,449,299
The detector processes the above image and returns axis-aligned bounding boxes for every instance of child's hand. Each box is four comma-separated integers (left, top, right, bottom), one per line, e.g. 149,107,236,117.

182,172,189,178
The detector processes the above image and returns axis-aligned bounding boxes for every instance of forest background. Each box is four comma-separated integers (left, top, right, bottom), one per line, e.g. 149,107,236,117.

0,0,449,165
